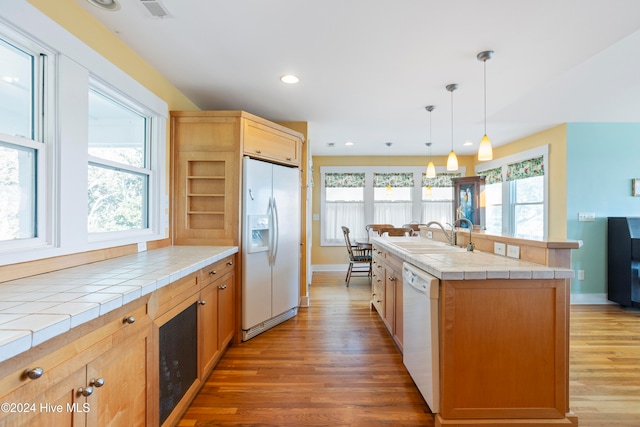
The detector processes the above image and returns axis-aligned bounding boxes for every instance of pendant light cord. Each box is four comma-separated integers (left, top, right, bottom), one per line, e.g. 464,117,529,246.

484,59,487,136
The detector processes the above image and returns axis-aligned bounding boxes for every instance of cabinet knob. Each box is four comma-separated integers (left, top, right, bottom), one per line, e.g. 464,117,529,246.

123,316,136,324
209,270,217,275
388,276,395,281
218,284,227,290
24,367,44,380
198,300,206,305
226,261,233,266
286,157,292,161
256,150,262,154
90,378,105,388
78,386,94,397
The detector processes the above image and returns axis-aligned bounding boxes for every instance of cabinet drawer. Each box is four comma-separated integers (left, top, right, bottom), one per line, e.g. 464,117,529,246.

243,120,301,166
199,255,235,289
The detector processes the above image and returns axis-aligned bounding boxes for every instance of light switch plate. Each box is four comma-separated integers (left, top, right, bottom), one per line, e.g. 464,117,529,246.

494,242,506,256
426,231,433,239
507,244,520,259
312,213,320,221
578,212,596,222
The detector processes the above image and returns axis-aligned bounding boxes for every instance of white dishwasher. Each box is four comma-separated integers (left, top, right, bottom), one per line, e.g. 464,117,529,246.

402,262,440,413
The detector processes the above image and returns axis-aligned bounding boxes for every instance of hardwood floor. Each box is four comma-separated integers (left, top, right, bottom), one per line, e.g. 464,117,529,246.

178,272,640,427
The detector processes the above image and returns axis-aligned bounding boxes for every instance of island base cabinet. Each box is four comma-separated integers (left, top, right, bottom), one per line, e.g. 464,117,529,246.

437,278,573,426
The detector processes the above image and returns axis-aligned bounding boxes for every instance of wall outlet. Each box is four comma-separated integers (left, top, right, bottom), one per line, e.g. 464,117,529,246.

494,242,506,256
578,212,596,222
137,242,147,252
312,213,320,221
577,270,585,280
426,231,433,239
507,244,520,259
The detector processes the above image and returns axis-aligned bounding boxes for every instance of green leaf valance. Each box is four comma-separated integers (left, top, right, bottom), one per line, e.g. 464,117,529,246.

325,172,365,188
422,172,461,188
374,172,414,188
481,167,503,185
507,156,544,181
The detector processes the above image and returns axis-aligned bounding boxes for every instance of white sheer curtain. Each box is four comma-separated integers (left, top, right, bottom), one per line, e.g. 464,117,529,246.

421,201,453,225
374,202,413,227
325,201,366,242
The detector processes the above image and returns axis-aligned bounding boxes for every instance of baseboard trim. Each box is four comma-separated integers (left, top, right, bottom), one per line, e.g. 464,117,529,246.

570,293,615,305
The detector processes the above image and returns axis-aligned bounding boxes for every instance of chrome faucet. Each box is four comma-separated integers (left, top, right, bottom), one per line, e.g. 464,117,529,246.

453,218,475,251
425,221,455,246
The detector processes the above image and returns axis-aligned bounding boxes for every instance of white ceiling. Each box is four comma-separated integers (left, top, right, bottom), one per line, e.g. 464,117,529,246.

77,0,640,157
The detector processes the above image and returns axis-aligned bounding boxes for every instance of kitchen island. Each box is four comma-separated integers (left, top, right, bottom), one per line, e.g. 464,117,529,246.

0,246,237,427
371,236,578,427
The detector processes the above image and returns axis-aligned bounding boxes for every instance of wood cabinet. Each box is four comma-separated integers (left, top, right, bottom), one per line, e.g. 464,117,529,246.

371,245,403,351
171,111,303,247
452,175,485,228
150,254,236,427
0,303,150,427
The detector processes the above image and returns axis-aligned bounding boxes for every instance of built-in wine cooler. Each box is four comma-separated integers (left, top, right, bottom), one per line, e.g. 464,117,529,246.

159,303,197,424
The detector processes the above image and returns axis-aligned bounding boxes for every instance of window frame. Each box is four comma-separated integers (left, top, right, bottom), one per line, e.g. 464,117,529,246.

320,165,465,246
476,145,549,238
0,25,55,251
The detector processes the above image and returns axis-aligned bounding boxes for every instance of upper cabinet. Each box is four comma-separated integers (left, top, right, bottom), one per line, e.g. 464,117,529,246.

170,111,304,246
243,119,301,167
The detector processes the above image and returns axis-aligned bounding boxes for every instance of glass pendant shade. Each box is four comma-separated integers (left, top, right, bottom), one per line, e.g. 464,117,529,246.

426,161,436,178
447,150,458,171
478,134,493,161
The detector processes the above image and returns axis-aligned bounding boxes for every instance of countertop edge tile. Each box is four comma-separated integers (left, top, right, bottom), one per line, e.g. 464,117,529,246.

0,246,238,364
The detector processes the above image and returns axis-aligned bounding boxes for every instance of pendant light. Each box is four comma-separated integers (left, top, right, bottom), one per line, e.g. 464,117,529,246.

385,142,393,195
477,50,494,161
425,105,437,179
446,84,459,171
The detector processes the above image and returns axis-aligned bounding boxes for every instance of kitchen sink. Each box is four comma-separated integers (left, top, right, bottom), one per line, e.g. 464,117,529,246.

389,241,464,253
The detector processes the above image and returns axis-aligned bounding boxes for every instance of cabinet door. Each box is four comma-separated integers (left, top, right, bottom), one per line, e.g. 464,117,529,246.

393,270,404,351
217,272,235,350
243,119,301,167
0,368,86,427
85,332,148,427
199,283,219,377
383,267,395,334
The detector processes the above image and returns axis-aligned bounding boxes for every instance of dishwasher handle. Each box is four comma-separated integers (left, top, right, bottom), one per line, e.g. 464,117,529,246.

402,263,440,299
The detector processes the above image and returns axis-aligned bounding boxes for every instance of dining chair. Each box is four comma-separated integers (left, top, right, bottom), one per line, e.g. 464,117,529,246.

341,226,372,286
379,227,413,237
402,223,421,236
365,223,394,237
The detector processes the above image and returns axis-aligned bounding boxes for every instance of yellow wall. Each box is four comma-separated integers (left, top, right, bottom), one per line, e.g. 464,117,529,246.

311,124,568,266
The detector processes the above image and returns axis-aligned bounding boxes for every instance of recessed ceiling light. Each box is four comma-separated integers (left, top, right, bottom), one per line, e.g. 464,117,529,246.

345,141,354,146
463,140,473,146
86,0,121,11
280,74,300,84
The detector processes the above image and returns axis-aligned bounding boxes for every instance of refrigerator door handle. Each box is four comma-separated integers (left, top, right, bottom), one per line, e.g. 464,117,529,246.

267,197,274,265
272,197,280,265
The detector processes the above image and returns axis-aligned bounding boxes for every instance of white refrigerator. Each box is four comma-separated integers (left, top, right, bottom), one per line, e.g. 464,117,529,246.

242,157,300,341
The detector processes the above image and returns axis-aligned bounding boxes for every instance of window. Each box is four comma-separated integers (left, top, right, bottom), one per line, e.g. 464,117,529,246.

482,167,503,234
0,5,169,265
0,32,50,246
477,146,548,238
373,173,413,226
324,172,365,242
88,89,151,234
422,173,459,225
320,166,464,245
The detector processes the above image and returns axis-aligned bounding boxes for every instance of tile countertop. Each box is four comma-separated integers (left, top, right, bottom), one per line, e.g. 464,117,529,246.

0,246,238,363
372,236,575,281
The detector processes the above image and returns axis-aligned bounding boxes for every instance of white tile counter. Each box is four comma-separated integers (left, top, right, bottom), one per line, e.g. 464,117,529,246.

0,246,237,363
372,236,575,280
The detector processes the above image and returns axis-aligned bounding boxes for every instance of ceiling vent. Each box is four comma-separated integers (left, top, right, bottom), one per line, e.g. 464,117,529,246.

140,0,171,18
